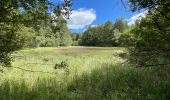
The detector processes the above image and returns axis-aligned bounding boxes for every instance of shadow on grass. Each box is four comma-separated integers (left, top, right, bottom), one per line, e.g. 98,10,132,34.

0,77,70,100
0,64,170,100
67,64,170,100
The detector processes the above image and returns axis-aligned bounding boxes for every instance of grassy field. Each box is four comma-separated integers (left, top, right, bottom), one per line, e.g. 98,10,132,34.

0,47,169,100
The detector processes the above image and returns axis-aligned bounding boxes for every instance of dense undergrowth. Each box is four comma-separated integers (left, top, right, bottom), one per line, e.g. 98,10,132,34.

0,47,169,100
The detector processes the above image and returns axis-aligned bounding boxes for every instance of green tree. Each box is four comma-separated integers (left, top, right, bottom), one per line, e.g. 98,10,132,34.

17,25,38,48
114,28,135,47
51,17,72,46
81,21,118,47
0,0,72,67
71,33,83,46
128,0,170,66
114,18,128,33
0,24,23,67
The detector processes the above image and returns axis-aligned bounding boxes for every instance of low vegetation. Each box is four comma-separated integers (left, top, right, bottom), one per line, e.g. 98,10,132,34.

0,47,169,100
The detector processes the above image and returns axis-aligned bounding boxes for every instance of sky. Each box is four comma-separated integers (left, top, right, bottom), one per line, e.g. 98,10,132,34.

50,0,147,33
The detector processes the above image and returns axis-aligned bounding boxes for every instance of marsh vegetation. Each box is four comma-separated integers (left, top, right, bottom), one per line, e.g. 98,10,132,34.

0,47,169,100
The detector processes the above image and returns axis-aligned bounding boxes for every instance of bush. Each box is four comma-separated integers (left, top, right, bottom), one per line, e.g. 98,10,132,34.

0,24,24,67
17,26,38,48
36,36,60,47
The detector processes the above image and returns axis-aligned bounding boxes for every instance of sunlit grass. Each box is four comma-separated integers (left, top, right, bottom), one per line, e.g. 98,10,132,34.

2,47,125,85
0,47,169,100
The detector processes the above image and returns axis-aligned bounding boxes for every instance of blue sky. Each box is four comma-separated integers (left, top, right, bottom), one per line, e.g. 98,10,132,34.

50,0,147,32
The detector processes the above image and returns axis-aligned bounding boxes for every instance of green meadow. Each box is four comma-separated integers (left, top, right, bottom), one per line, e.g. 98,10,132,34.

0,47,169,100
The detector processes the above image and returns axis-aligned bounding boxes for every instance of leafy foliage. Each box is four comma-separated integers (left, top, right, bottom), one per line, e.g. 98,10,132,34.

0,0,72,67
114,18,128,33
81,19,130,47
128,0,170,66
81,21,118,47
71,33,83,46
0,24,22,67
51,17,73,46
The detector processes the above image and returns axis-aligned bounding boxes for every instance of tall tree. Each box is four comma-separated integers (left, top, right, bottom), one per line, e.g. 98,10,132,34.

81,21,117,47
114,18,128,33
0,0,72,67
51,17,72,46
128,0,170,66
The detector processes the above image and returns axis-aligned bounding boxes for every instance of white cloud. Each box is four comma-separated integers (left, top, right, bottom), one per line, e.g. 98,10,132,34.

127,10,148,25
90,24,98,27
67,8,96,29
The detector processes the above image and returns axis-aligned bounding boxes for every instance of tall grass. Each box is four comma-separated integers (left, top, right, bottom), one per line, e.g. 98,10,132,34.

0,47,169,100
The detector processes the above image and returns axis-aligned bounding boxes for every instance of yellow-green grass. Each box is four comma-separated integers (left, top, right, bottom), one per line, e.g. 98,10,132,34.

0,47,169,100
2,47,125,84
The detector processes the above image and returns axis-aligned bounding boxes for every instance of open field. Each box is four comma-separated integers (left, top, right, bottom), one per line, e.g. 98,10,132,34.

0,47,170,100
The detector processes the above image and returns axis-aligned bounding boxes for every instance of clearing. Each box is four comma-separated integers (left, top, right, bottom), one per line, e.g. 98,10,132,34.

0,47,169,100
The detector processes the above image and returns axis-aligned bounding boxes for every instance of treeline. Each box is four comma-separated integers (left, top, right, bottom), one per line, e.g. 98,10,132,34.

19,18,132,48
17,18,133,48
71,19,132,47
18,17,73,48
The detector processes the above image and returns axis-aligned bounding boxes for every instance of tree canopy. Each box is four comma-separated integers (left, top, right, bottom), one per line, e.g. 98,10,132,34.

128,0,170,66
0,0,72,67
81,21,122,47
